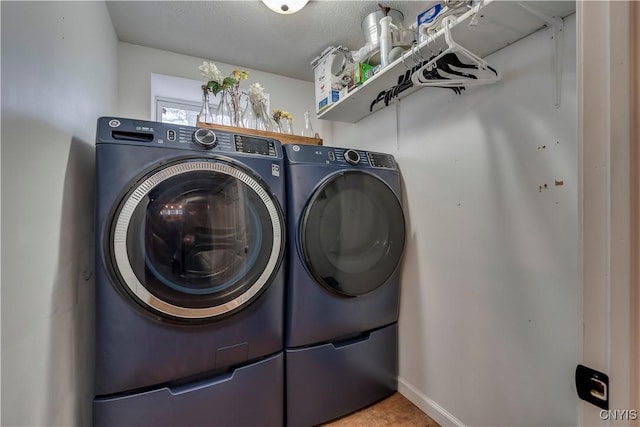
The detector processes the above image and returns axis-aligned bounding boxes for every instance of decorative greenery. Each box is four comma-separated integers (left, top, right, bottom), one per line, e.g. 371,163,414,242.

272,108,293,123
272,108,293,133
248,82,267,105
198,61,248,96
227,69,249,126
198,61,250,126
231,69,249,84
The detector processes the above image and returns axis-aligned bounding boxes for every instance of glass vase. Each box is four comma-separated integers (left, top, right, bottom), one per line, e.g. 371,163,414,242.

242,99,257,130
285,118,294,135
301,110,316,137
214,91,232,126
278,118,293,134
198,85,214,124
228,90,243,127
253,101,274,132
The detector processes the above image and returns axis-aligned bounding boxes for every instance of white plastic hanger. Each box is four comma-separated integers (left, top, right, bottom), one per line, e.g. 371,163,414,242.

411,16,501,87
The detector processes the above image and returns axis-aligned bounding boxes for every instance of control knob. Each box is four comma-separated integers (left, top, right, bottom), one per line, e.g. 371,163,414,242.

193,128,217,148
344,149,360,165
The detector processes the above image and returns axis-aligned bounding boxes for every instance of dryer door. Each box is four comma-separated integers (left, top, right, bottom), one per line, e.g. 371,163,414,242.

300,170,405,297
109,159,284,321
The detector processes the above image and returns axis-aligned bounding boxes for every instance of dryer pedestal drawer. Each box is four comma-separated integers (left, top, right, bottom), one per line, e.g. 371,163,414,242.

94,352,283,427
285,323,398,427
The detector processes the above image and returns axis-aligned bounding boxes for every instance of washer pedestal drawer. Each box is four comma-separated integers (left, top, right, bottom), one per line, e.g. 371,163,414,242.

285,323,398,427
93,352,283,427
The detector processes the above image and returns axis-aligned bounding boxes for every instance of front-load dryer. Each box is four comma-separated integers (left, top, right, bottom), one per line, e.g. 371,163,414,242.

284,144,406,426
284,144,405,348
93,117,285,426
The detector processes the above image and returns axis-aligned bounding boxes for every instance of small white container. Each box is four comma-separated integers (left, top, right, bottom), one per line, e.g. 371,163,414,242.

311,46,350,113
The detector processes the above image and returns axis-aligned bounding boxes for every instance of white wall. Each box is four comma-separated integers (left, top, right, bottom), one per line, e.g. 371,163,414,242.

117,42,332,139
1,1,118,426
330,15,578,427
0,2,579,425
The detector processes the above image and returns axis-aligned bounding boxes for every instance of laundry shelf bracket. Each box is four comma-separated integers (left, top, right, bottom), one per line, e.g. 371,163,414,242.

518,2,564,108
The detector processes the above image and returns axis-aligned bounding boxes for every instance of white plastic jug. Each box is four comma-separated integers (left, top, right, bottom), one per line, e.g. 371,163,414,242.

379,16,394,68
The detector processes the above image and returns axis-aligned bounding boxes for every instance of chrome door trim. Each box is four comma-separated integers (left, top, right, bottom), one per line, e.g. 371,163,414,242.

112,160,282,319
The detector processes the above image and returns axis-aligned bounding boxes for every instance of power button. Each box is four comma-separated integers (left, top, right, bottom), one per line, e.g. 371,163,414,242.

193,128,217,148
328,151,335,161
344,149,360,165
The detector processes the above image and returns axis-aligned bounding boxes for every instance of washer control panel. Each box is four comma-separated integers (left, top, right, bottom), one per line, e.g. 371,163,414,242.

193,128,217,148
343,149,361,165
285,144,397,169
233,134,277,157
97,117,282,158
367,152,396,169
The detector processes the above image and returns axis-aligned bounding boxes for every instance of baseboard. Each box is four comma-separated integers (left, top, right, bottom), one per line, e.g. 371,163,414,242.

398,377,467,427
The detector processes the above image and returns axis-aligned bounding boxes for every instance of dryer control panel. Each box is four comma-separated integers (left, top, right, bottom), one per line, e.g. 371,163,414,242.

284,144,397,170
97,117,282,158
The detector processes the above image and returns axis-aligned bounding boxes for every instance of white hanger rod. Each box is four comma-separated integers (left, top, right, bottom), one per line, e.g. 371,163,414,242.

400,0,495,71
411,16,501,87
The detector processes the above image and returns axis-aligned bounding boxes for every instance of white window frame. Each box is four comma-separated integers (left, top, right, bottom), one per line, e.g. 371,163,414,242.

155,97,203,127
151,72,269,126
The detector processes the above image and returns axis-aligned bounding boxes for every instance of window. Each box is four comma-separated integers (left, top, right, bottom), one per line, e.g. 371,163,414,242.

156,97,201,127
151,73,269,127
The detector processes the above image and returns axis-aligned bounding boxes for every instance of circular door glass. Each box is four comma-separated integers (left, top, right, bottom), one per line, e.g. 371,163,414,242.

110,159,284,320
301,171,405,296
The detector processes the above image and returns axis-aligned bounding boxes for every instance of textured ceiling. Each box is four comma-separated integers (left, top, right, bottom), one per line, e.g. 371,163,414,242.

106,1,575,82
106,1,437,82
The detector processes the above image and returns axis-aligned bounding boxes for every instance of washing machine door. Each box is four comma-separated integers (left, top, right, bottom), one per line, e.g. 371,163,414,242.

300,170,405,297
109,158,284,321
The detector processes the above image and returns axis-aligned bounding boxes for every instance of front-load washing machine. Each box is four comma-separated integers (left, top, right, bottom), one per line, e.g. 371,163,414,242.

93,117,286,426
283,144,406,426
